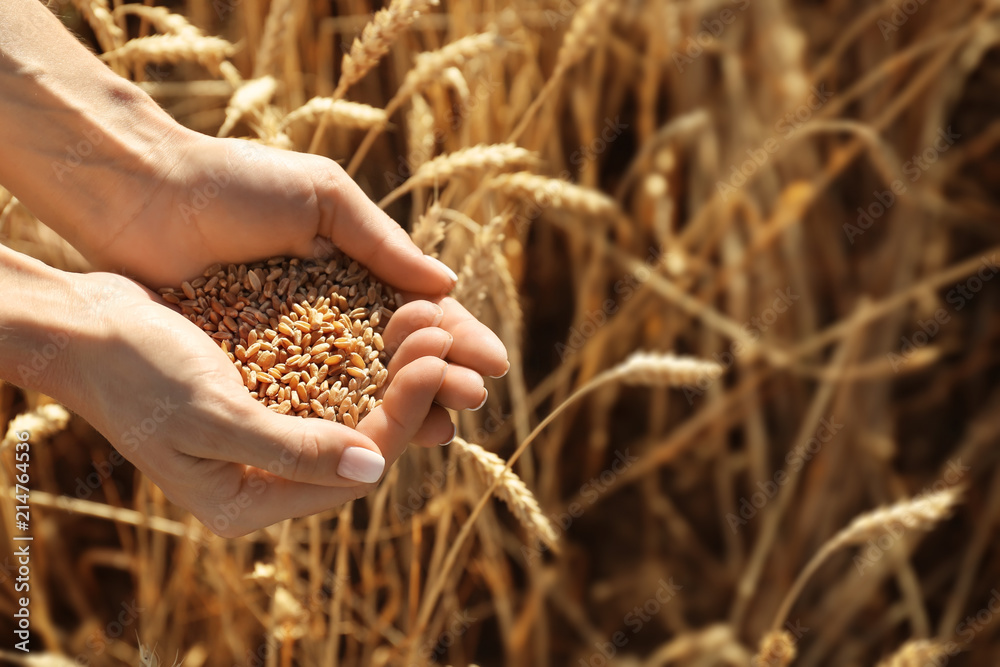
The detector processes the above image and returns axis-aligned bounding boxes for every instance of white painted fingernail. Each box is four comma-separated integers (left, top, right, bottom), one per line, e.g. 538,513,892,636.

425,256,458,283
472,389,488,411
440,422,456,446
338,448,385,483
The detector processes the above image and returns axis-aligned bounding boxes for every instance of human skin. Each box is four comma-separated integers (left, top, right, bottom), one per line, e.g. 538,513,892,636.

0,0,508,535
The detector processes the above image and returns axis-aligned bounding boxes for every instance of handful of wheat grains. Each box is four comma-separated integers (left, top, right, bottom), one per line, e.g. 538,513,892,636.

159,254,398,428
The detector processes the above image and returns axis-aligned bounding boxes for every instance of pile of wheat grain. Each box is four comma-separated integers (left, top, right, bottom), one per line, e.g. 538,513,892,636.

159,254,396,427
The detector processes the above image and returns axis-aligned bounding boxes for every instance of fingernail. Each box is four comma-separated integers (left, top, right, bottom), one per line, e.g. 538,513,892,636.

440,422,456,446
488,361,510,379
425,256,458,284
337,448,385,483
472,389,488,411
431,304,445,327
441,333,454,358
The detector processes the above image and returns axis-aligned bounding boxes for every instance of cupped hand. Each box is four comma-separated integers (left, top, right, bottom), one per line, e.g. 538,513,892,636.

71,272,477,536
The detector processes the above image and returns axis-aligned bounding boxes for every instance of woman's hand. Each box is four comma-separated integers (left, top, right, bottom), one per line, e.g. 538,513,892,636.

69,271,485,536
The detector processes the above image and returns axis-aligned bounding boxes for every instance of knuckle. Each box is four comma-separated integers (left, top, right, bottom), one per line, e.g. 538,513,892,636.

289,428,324,482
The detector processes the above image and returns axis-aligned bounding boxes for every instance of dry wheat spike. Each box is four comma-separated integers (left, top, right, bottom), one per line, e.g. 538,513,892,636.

69,0,125,53
2,404,71,449
254,0,295,79
753,631,796,667
281,97,388,132
606,351,725,387
335,0,440,99
111,5,200,36
100,33,236,71
876,639,950,667
379,144,538,207
487,171,625,220
452,437,559,551
219,77,278,138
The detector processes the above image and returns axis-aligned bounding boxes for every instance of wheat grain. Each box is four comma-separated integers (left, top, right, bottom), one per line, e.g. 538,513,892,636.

486,171,624,221
100,33,236,71
159,254,398,427
380,144,537,207
334,0,440,99
876,639,950,667
218,76,278,138
452,437,558,551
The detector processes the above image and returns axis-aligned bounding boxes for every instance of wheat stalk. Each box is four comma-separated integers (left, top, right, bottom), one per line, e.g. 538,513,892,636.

876,639,950,667
452,437,558,551
486,171,624,221
280,98,388,133
770,487,962,632
379,144,538,208
99,33,236,72
345,32,506,175
254,0,295,79
218,76,278,138
414,351,721,636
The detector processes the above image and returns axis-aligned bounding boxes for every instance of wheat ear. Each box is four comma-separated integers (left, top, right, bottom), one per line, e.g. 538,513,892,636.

876,639,950,667
218,76,278,138
1,404,71,449
308,0,439,153
379,144,538,208
345,32,506,175
99,33,236,72
253,0,294,79
415,351,722,636
111,5,200,36
452,437,558,551
486,171,625,221
770,487,962,632
753,631,796,667
280,98,387,133
69,0,125,53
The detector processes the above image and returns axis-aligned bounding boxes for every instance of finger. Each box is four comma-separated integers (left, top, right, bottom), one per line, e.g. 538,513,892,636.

179,396,387,487
385,327,454,384
314,165,456,294
434,364,488,411
380,300,446,356
410,404,455,447
356,356,448,466
399,294,509,377
192,468,377,537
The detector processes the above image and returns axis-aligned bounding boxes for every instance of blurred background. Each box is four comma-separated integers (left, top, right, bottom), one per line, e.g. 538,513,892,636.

2,0,1000,665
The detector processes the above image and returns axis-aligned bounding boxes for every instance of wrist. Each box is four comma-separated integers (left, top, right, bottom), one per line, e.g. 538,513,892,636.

0,246,99,406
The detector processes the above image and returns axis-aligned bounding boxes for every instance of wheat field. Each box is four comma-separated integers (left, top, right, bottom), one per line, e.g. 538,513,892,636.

2,0,1000,665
